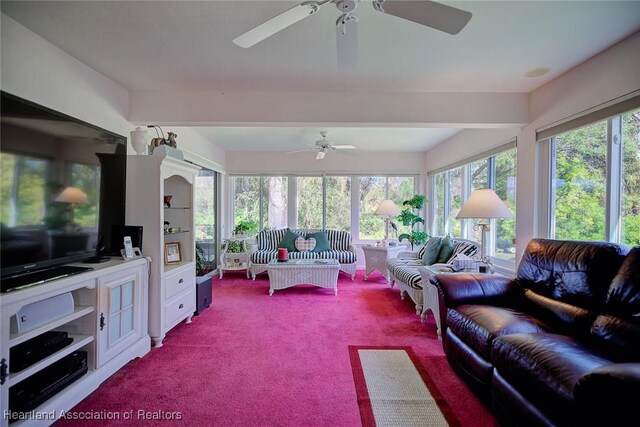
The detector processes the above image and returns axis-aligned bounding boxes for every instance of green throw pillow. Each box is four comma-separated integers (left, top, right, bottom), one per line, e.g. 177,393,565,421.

308,231,332,252
422,237,443,265
277,229,300,252
436,235,455,263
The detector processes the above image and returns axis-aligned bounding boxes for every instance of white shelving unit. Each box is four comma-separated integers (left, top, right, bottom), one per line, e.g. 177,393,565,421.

0,258,150,426
126,152,200,347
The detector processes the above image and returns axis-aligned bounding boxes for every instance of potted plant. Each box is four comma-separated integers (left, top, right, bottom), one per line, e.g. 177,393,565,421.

397,194,429,250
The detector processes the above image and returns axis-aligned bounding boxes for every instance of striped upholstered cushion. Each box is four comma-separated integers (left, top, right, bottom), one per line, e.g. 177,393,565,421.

416,243,429,259
392,265,422,289
448,240,479,263
317,250,356,264
251,250,278,264
292,229,352,251
288,251,318,260
256,228,288,251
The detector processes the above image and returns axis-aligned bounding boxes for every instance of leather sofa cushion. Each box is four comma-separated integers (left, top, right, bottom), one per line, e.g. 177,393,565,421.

517,239,628,311
590,247,640,359
492,333,612,422
447,306,547,360
523,288,595,335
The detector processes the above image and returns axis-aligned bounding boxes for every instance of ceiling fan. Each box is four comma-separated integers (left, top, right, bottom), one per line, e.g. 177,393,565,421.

233,0,472,68
286,131,357,160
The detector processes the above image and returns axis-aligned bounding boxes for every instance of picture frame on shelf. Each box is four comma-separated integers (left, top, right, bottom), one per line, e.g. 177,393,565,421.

164,242,182,264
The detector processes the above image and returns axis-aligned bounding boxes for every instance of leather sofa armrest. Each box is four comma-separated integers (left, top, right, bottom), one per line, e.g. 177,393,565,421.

574,363,640,423
430,273,518,307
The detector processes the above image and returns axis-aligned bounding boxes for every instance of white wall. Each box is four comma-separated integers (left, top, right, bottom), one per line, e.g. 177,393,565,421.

425,31,640,260
1,14,131,139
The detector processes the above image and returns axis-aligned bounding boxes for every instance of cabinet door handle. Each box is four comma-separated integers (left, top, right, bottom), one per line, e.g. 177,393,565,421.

179,304,184,309
178,278,184,283
0,358,7,385
100,313,105,331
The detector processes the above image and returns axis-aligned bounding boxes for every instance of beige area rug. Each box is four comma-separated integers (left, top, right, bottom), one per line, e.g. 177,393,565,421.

349,346,459,427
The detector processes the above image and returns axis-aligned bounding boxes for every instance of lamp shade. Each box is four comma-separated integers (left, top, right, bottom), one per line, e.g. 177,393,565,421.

374,199,401,216
456,189,513,219
55,187,89,204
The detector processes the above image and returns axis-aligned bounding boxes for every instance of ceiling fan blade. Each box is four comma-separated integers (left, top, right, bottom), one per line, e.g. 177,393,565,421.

374,0,472,35
233,3,322,48
336,17,358,70
316,150,326,160
285,148,316,155
332,144,357,150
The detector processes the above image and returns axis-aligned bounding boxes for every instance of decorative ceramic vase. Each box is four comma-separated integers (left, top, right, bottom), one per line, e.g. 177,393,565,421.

130,127,148,155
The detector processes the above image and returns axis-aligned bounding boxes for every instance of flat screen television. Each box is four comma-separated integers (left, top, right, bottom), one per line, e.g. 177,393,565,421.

0,91,127,284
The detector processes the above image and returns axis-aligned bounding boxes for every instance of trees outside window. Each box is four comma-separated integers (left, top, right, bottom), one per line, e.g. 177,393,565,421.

263,177,288,230
325,176,351,231
621,109,640,246
297,177,323,229
232,176,260,235
550,108,639,246
552,120,607,241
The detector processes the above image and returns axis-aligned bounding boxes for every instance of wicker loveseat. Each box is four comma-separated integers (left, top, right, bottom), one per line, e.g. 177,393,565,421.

387,237,479,315
249,228,357,279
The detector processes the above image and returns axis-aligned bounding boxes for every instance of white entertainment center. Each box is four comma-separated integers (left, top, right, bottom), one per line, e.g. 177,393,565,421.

0,258,151,426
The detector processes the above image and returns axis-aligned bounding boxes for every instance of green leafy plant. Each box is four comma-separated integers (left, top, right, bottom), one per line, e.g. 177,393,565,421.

221,239,246,253
233,219,257,236
397,194,428,250
195,243,214,276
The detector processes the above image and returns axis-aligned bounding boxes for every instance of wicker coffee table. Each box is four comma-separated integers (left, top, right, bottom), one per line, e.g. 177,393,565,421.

267,259,340,296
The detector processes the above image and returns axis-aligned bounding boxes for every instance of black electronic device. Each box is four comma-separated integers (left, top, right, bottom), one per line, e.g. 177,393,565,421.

110,225,144,256
0,91,127,280
9,351,88,417
1,265,93,294
10,331,74,372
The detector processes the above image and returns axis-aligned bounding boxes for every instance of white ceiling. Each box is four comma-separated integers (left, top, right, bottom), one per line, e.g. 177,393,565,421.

2,0,639,151
191,126,462,151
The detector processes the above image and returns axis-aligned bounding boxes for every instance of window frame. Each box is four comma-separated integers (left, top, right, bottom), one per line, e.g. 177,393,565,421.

230,173,418,240
428,144,517,269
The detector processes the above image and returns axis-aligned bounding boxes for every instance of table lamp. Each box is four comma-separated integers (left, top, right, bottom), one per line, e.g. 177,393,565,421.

374,199,401,243
456,188,513,263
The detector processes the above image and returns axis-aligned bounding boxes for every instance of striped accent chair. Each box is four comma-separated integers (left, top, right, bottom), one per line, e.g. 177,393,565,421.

249,228,357,279
387,238,479,315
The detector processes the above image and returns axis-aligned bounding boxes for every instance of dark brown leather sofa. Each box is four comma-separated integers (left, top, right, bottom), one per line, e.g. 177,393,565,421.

431,238,640,426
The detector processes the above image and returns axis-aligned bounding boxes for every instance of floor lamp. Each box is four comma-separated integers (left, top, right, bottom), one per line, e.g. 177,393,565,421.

456,188,513,264
374,199,401,244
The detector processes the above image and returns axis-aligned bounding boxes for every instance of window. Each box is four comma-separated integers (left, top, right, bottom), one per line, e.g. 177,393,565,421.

494,150,517,259
0,153,49,226
297,177,323,229
621,109,640,246
433,174,446,236
231,174,416,239
548,108,640,246
325,176,351,231
359,177,386,240
195,168,218,273
552,120,607,241
263,177,288,230
232,176,260,235
447,167,463,237
430,145,517,263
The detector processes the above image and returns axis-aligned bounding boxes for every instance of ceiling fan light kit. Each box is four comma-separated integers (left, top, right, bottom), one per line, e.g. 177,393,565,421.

233,0,472,68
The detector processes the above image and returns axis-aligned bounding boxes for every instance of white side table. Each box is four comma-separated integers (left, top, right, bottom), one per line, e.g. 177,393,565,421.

362,245,406,281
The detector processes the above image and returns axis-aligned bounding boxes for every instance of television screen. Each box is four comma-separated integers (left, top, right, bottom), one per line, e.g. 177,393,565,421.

0,92,127,277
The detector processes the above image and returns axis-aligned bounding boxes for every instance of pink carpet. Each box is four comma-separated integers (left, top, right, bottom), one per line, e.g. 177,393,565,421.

57,269,497,426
